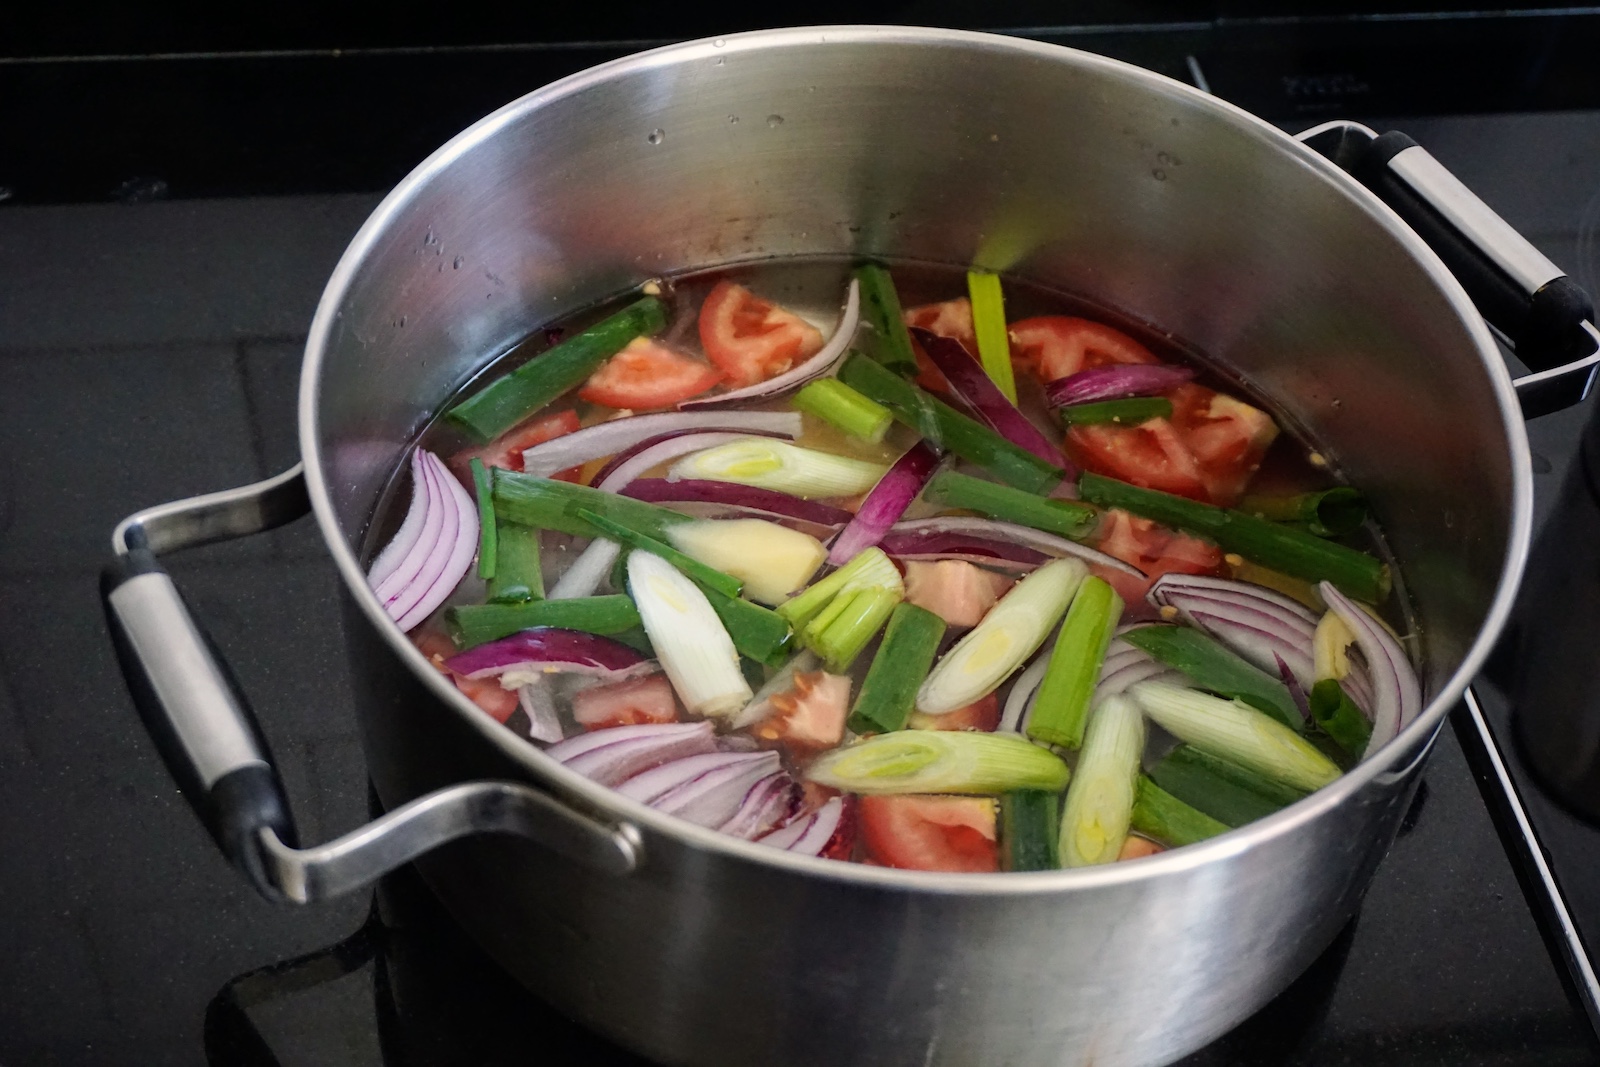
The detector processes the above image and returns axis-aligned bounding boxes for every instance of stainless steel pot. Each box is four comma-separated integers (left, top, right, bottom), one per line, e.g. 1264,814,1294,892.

100,27,1600,1067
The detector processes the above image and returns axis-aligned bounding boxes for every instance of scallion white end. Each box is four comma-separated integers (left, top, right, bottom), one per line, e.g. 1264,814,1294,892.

627,550,751,717
1059,694,1144,867
668,439,889,499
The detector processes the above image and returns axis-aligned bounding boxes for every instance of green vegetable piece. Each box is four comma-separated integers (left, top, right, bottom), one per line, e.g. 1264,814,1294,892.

1056,397,1174,427
445,296,667,442
488,522,544,603
1130,775,1229,848
1130,682,1342,793
839,352,1066,495
444,595,642,649
923,470,1096,540
669,438,888,499
1077,472,1390,603
492,470,690,542
469,458,497,581
1120,625,1302,733
791,378,894,443
848,603,947,735
777,546,902,631
576,509,742,600
1238,487,1368,538
1310,678,1373,760
1149,744,1309,828
854,262,919,376
1001,791,1061,872
967,270,1018,403
804,585,902,673
807,731,1070,795
701,585,794,668
1027,576,1124,749
1059,693,1145,866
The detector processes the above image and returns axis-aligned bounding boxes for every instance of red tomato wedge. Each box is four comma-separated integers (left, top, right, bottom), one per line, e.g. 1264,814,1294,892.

860,795,998,873
413,631,521,724
1118,835,1166,861
457,408,584,483
1166,384,1280,505
1008,316,1158,383
571,674,679,731
903,298,977,393
903,560,1013,629
698,281,824,388
754,670,851,752
1067,416,1209,501
579,337,722,411
1094,507,1224,608
908,692,1001,733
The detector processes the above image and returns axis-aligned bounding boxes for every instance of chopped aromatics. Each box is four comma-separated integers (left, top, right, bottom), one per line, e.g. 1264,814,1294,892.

573,673,680,730
848,603,947,736
368,449,480,633
854,263,920,377
1059,694,1145,867
754,671,851,751
1129,776,1229,848
907,692,1000,732
791,378,894,443
578,337,722,410
1120,625,1302,733
1117,835,1166,861
1000,790,1061,872
903,560,1013,629
627,551,751,718
859,795,998,873
807,731,1069,795
669,438,889,499
967,270,1019,403
1310,679,1373,761
666,519,826,605
1129,682,1341,793
698,280,825,388
1026,576,1124,750
1148,744,1308,827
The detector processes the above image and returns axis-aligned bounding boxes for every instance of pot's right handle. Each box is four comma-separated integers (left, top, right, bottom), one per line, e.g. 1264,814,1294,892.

1298,121,1600,419
101,467,640,904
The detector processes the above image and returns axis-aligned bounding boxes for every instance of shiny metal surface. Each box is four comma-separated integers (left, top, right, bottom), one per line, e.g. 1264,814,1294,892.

256,781,640,903
1388,144,1569,295
293,27,1534,1067
1512,320,1600,417
113,463,309,556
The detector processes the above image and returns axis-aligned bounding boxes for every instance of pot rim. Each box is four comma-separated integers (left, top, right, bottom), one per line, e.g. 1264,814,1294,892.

299,24,1533,893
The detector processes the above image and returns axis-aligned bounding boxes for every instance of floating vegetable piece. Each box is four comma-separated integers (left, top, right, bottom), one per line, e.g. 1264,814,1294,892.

518,679,565,743
807,731,1070,795
903,560,1013,628
754,670,851,751
919,558,1087,716
1310,679,1373,761
571,673,679,730
1045,364,1196,407
1078,472,1390,603
792,378,894,442
907,693,1000,732
860,794,998,872
731,650,820,730
697,281,825,389
1059,694,1145,867
1147,573,1319,692
911,326,1066,469
578,337,723,410
1129,776,1229,848
521,410,802,480
1095,634,1190,700
1120,625,1303,732
682,278,861,407
622,751,784,829
890,516,1143,577
470,458,497,580
669,439,889,499
593,432,789,493
758,796,846,856
627,551,752,717
838,352,1067,494
1027,576,1124,749
1238,487,1368,538
828,442,942,566
721,773,800,840
445,595,642,649
665,519,826,605
1317,581,1421,756
621,478,853,528
1149,744,1308,827
548,538,623,601
546,720,719,787
849,603,948,736
577,508,743,599
999,656,1050,733
445,296,667,442
923,470,1096,540
778,547,902,631
1118,835,1166,861
1129,682,1341,793
702,586,795,668
488,522,544,604
444,626,653,681
855,263,920,377
1056,397,1174,426
369,449,480,632
493,471,692,542
967,271,1019,402
1001,790,1061,872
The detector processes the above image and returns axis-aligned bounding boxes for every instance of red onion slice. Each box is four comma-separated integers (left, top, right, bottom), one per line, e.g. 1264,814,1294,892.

518,411,802,479
592,430,789,492
644,500,843,540
1318,582,1421,756
1096,638,1191,698
368,449,479,633
518,680,565,744
547,721,719,787
909,326,1073,472
681,279,862,408
1147,573,1318,632
879,529,1051,568
1274,653,1312,723
999,656,1050,733
1045,364,1195,407
889,517,1144,578
445,628,651,680
368,449,434,590
632,751,783,828
827,442,942,565
720,772,800,840
620,478,855,527
616,751,773,805
547,538,622,600
759,797,845,856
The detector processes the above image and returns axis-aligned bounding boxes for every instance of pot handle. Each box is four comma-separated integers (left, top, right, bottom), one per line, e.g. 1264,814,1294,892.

1297,120,1600,419
101,466,640,904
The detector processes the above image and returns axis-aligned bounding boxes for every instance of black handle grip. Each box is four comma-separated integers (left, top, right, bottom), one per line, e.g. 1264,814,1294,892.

101,536,296,897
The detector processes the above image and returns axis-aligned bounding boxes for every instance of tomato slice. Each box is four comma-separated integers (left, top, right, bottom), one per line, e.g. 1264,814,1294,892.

903,298,977,393
860,795,998,873
1066,416,1209,501
1094,507,1224,608
1008,316,1158,383
413,631,521,724
456,408,584,484
571,674,679,730
1166,384,1280,505
753,671,850,752
903,559,1013,629
579,337,722,411
698,280,824,388
908,692,1001,733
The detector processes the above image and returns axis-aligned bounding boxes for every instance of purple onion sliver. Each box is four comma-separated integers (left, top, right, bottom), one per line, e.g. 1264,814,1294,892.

910,327,1071,471
784,797,845,856
368,449,433,591
372,450,443,605
546,719,713,763
1274,652,1311,722
519,681,566,743
621,478,854,527
721,773,800,840
1147,573,1318,629
827,442,942,566
592,430,788,492
553,722,720,788
1155,587,1318,642
445,628,648,679
1318,582,1421,757
1045,364,1195,407
1184,608,1316,692
389,452,480,632
878,529,1050,566
651,500,843,540
650,752,783,828
757,809,816,851
888,516,1144,577
518,410,802,479
616,751,772,806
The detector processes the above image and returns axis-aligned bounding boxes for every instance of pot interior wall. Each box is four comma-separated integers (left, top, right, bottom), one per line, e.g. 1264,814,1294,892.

308,29,1518,700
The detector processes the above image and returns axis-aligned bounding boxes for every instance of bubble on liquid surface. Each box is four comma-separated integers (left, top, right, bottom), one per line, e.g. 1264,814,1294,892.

647,129,665,145
766,114,784,128
713,38,725,47
729,115,739,124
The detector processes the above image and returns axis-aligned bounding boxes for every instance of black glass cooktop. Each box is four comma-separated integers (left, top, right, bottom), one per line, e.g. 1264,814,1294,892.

4,15,1600,1066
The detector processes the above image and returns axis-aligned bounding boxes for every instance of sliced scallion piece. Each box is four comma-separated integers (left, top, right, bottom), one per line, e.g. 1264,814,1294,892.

1148,744,1308,827
1026,576,1124,749
469,458,497,580
1238,487,1368,538
917,557,1087,716
967,270,1018,403
1130,776,1229,848
1310,679,1373,761
669,439,889,499
702,586,794,668
1001,791,1061,872
1130,682,1342,793
1059,694,1145,867
923,470,1096,540
848,603,947,735
627,551,751,717
487,523,544,604
778,546,902,632
855,262,920,377
444,595,642,649
577,508,742,599
807,731,1070,795
493,470,689,542
791,378,894,443
1057,397,1173,426
1119,625,1302,733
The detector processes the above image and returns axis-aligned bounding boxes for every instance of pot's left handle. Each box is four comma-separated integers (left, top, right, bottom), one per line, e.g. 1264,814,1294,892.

100,467,640,904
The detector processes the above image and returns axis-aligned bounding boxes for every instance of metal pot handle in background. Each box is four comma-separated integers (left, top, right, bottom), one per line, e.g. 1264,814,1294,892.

1297,120,1600,420
99,466,639,904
